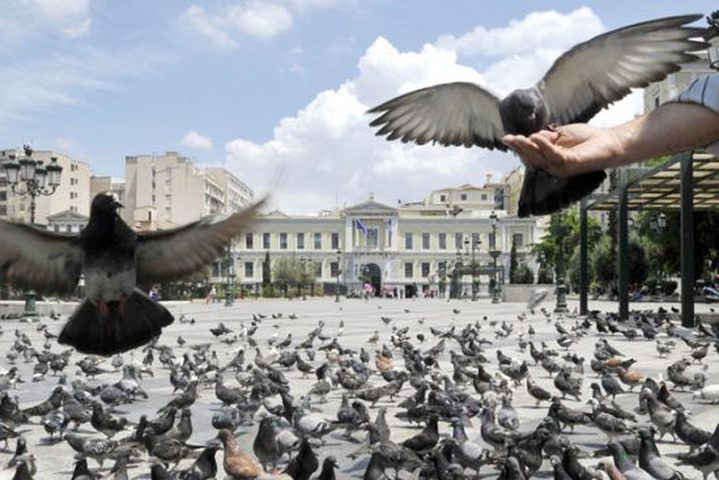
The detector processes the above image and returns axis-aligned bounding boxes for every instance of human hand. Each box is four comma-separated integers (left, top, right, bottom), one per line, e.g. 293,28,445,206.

503,124,615,177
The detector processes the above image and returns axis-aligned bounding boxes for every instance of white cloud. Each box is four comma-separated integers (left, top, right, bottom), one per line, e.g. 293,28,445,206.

182,0,351,47
22,0,92,38
182,5,240,49
181,130,214,150
223,8,642,214
437,7,602,58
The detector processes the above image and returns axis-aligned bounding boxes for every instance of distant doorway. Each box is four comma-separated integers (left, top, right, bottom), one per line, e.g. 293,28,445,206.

363,263,382,297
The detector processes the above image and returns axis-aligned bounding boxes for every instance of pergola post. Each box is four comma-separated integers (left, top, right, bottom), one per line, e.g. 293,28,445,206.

680,153,695,328
618,169,629,320
579,198,589,315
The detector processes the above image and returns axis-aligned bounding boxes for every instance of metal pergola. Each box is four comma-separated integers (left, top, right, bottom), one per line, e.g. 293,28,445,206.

580,152,719,327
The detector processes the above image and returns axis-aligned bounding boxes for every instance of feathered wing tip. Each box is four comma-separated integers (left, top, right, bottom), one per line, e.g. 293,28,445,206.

518,168,607,217
58,289,174,356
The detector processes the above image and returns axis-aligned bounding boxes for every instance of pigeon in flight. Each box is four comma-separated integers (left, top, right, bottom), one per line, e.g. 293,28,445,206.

369,15,706,216
0,192,263,356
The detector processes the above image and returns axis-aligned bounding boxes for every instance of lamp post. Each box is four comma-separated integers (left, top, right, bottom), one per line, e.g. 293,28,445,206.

554,211,569,313
300,258,308,300
224,244,235,307
465,235,481,301
706,11,719,70
1,146,63,316
489,211,502,303
651,212,667,299
335,248,342,302
451,247,464,299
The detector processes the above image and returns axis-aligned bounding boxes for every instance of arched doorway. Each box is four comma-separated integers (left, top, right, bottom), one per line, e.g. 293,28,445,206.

362,263,382,297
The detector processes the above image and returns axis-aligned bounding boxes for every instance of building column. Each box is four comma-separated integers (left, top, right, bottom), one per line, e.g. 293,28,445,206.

680,154,695,328
618,169,629,320
579,198,589,315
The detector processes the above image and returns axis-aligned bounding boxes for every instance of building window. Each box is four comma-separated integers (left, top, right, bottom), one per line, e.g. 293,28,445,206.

471,232,480,246
330,261,339,278
297,232,305,250
245,233,253,249
367,228,378,248
489,232,496,248
0,191,5,201
314,232,322,249
421,262,430,277
422,232,430,250
440,194,446,202
439,232,447,250
263,232,271,249
66,225,72,232
315,262,322,278
331,232,339,250
405,232,413,250
481,194,487,201
53,225,59,232
454,232,463,250
280,233,288,249
512,233,524,247
404,262,414,278
460,193,467,201
244,262,253,277
438,261,447,276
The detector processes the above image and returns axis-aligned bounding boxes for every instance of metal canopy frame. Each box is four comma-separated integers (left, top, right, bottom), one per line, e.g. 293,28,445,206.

586,153,719,211
580,152,719,327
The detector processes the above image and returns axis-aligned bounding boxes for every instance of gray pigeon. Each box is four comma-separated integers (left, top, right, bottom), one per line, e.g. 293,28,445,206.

0,192,263,355
368,15,706,216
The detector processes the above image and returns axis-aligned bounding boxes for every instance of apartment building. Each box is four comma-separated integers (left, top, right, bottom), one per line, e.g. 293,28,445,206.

123,152,255,231
0,148,90,225
90,176,125,206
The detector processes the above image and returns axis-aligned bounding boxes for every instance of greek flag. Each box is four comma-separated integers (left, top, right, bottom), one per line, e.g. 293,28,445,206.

355,218,368,237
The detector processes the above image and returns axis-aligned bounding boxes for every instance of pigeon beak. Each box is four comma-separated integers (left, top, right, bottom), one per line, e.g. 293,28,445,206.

113,200,123,209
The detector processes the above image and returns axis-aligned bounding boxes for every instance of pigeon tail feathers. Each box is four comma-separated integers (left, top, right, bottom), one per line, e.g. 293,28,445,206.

518,168,606,217
59,289,173,355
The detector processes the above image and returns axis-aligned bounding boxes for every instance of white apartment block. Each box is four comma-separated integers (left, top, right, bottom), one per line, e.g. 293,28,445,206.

123,152,254,231
0,148,90,225
90,176,125,206
236,188,539,298
206,167,254,212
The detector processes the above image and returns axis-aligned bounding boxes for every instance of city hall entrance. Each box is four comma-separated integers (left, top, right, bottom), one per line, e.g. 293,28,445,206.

363,263,382,297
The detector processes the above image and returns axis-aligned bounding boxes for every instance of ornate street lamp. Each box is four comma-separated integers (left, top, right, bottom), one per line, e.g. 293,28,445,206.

335,248,342,302
489,211,502,303
224,245,236,307
451,246,464,299
706,11,719,70
465,235,481,301
1,146,63,316
554,211,569,313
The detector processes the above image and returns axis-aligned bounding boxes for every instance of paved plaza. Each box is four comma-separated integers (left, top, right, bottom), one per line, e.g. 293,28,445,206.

0,297,717,478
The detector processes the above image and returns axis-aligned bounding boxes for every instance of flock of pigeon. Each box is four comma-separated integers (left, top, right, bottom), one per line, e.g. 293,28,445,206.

0,300,716,479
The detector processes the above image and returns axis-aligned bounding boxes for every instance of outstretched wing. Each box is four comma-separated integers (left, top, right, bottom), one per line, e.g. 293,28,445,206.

540,14,706,125
135,199,265,285
368,82,507,150
0,221,83,295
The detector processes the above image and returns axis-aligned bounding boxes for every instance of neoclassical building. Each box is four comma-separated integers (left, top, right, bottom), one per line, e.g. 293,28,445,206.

235,185,540,298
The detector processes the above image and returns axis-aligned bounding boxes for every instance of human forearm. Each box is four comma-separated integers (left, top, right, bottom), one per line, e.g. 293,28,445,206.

604,103,719,167
504,102,719,177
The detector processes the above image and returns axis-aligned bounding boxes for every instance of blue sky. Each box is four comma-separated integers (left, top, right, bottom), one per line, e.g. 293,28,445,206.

1,1,717,213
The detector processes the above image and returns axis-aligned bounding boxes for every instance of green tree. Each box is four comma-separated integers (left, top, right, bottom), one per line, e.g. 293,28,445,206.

532,209,601,279
508,240,519,283
592,235,616,295
628,239,649,287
